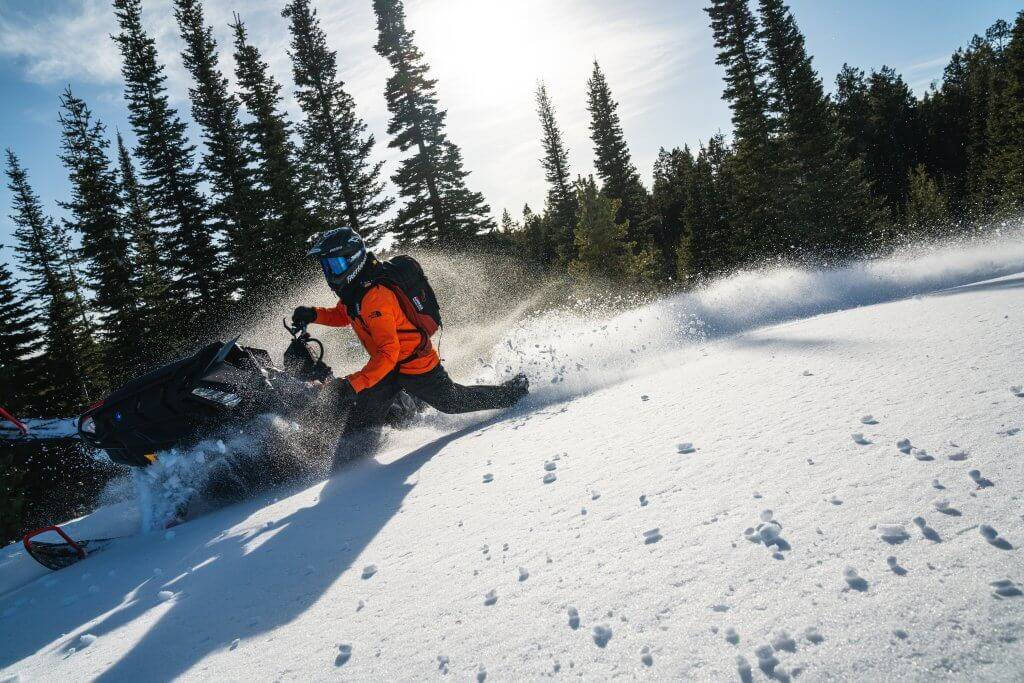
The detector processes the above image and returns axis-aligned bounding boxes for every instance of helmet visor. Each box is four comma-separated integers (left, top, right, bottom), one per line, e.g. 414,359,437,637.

320,249,365,283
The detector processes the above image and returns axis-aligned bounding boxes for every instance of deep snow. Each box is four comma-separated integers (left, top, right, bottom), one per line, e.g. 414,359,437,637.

2,234,1024,681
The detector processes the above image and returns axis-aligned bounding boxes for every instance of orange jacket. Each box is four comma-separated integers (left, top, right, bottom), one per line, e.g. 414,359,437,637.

315,285,440,392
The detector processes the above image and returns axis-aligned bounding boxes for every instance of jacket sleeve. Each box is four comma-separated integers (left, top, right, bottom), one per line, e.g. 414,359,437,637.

314,302,351,328
346,289,401,392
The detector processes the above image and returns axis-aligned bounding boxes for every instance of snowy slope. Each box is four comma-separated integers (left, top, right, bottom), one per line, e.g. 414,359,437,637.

2,236,1024,681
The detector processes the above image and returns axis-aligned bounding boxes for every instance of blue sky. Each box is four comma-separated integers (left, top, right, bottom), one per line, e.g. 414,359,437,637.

0,0,1020,272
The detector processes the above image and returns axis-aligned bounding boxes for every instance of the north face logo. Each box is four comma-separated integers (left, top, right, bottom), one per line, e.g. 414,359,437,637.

368,310,383,319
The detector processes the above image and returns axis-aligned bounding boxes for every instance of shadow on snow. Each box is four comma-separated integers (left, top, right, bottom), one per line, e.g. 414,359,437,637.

50,401,550,681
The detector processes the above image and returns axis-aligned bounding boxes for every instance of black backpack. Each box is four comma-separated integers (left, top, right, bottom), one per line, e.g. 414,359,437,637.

354,255,442,363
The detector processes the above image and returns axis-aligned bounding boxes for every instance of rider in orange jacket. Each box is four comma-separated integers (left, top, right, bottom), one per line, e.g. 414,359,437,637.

311,284,440,393
293,228,528,463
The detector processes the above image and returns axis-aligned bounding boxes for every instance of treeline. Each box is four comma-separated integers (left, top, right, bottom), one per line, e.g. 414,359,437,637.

500,2,1024,286
3,0,1024,418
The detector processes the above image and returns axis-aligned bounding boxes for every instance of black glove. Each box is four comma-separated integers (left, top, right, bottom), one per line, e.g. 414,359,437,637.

335,378,357,406
292,306,317,327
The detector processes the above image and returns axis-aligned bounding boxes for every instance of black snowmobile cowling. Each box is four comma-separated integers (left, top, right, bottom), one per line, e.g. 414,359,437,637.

78,329,332,468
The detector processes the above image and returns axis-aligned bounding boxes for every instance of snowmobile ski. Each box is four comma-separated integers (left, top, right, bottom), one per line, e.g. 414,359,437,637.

22,525,114,571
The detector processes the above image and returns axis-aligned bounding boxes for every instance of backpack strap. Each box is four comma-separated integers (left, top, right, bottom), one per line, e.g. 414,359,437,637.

375,281,432,364
350,282,430,367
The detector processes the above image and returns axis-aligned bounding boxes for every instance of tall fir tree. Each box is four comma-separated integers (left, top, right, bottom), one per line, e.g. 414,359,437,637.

535,82,577,264
116,133,175,363
835,64,871,158
706,0,772,144
174,0,266,301
283,0,391,243
685,136,739,278
961,32,1001,215
652,146,695,274
835,65,923,223
585,61,655,249
983,12,1024,213
663,138,738,284
705,0,780,259
372,0,493,246
0,248,41,413
5,150,105,412
231,15,319,276
758,0,883,257
58,88,145,382
113,0,224,327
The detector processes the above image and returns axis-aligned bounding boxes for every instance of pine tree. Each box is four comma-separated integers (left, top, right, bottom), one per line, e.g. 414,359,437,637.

0,249,41,413
834,65,870,158
499,209,518,234
652,146,695,274
231,15,318,276
6,150,105,412
283,0,391,243
705,0,780,259
175,0,266,301
905,165,949,238
520,204,548,265
58,88,145,382
116,133,175,363
707,0,772,141
758,0,883,257
569,177,654,283
113,0,223,327
372,0,492,246
586,61,654,248
836,66,923,222
535,81,577,263
918,50,973,216
685,136,739,278
868,68,923,219
984,12,1024,214
961,33,1001,215
913,21,1024,223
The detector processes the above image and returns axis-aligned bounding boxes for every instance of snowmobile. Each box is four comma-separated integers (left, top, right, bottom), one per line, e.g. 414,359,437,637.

78,320,421,467
7,322,420,570
75,321,336,468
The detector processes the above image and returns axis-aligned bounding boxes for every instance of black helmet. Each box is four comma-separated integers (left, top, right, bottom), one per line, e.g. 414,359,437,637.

308,228,369,291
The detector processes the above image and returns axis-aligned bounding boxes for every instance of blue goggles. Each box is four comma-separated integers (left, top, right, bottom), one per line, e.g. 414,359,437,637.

320,250,363,279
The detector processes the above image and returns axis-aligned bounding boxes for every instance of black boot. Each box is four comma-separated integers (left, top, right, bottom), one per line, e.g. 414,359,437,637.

503,373,529,401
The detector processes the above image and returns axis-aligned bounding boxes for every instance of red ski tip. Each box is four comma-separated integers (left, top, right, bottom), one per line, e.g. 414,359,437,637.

0,405,28,436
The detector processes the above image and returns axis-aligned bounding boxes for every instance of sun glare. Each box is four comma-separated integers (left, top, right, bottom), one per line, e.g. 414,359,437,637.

411,0,573,102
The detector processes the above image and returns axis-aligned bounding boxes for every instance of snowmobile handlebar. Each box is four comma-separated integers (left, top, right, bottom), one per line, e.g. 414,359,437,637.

283,318,325,365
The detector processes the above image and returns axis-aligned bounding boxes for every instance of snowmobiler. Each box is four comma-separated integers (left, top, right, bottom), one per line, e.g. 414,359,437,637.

294,228,529,464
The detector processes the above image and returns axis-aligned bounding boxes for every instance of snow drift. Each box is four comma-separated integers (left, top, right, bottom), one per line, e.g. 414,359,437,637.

491,226,1024,400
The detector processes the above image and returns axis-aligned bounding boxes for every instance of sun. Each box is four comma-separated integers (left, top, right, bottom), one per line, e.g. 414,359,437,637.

409,0,572,102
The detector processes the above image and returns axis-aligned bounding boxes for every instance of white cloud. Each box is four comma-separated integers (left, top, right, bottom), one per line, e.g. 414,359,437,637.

904,54,950,74
0,0,122,84
900,54,950,95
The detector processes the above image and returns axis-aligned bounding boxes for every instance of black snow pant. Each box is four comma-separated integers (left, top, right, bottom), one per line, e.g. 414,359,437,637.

334,365,522,465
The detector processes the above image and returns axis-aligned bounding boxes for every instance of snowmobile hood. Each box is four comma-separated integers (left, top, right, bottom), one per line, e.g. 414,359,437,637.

78,340,272,468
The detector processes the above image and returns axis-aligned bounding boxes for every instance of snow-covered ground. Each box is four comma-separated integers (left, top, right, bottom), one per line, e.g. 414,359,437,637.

2,235,1024,681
